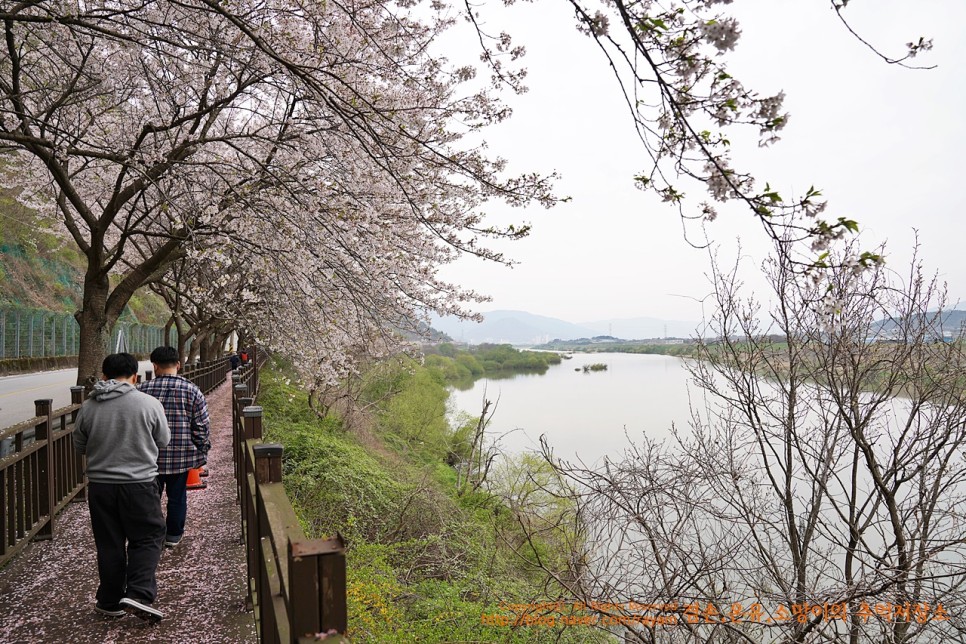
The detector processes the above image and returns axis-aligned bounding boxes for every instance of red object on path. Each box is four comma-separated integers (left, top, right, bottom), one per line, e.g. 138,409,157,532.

186,468,207,490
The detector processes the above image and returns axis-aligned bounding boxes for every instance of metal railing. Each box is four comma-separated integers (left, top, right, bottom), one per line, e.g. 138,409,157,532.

231,349,348,643
0,306,173,360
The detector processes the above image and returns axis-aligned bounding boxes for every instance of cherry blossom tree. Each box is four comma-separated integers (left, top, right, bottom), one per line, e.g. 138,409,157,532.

467,0,932,266
0,0,554,385
0,0,937,388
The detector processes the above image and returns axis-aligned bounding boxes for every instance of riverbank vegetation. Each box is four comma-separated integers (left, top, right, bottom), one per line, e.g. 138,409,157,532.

422,343,563,383
260,358,607,643
534,339,697,356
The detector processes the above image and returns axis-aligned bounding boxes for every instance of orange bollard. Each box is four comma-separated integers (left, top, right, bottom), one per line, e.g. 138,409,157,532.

186,467,207,490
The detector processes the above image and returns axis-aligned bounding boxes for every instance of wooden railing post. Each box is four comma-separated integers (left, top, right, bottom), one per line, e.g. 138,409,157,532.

243,404,263,442
69,386,87,501
232,384,249,471
253,442,283,485
252,345,259,394
289,534,348,639
69,386,85,422
250,442,280,643
241,406,265,614
33,399,54,541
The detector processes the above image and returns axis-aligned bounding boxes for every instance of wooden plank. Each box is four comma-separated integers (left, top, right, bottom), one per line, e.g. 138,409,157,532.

0,503,52,569
288,540,320,638
0,440,45,468
0,417,43,443
258,482,304,598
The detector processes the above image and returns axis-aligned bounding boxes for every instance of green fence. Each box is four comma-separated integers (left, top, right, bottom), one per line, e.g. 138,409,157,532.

0,307,173,359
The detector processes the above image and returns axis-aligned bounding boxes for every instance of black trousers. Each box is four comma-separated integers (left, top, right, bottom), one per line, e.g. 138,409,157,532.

87,480,166,606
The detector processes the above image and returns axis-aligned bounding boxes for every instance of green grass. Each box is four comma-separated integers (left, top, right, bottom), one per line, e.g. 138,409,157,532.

259,365,612,643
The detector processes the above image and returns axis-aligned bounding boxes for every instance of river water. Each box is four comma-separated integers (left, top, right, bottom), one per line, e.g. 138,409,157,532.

447,352,699,465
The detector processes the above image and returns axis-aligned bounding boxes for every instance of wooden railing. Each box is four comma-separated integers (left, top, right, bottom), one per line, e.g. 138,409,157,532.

0,348,347,642
231,349,348,643
0,388,87,568
183,355,233,395
0,354,231,568
142,355,233,395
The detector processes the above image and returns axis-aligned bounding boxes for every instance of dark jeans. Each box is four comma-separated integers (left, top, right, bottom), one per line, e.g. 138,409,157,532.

157,471,190,538
87,480,165,606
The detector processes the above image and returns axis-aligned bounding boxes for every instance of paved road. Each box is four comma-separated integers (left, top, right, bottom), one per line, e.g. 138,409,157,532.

0,361,153,428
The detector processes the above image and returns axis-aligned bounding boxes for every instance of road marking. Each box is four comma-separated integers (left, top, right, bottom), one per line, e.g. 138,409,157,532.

0,380,74,398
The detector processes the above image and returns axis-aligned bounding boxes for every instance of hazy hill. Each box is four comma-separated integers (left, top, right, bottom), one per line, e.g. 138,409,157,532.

430,310,701,345
872,310,966,337
430,310,599,345
579,316,700,339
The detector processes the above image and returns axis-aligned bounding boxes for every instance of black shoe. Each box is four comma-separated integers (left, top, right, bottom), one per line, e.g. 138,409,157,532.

94,602,125,617
119,597,163,623
164,534,183,548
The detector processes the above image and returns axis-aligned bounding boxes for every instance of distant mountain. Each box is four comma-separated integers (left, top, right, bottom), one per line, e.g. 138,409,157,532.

430,310,701,345
873,310,966,337
430,310,600,345
579,316,701,340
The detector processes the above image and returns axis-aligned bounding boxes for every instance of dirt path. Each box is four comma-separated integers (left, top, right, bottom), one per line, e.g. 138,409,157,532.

0,380,256,644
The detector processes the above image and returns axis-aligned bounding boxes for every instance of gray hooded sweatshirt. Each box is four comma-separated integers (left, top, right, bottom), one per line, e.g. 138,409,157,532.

73,380,170,483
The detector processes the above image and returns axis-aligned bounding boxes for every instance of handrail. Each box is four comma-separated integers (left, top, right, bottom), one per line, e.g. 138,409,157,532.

231,348,348,643
0,348,342,642
0,388,87,568
0,354,232,569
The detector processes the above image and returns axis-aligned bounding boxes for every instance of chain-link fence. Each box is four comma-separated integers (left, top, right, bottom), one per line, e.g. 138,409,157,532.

0,307,173,359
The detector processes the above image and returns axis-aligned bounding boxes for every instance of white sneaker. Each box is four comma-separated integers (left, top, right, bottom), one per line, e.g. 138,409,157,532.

119,597,163,623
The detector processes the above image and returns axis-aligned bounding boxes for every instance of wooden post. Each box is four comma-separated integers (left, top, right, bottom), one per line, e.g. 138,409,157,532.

253,443,283,484
34,399,54,540
252,345,259,394
252,442,282,641
242,405,263,442
69,386,85,422
232,384,249,474
69,387,87,501
145,370,153,381
289,534,348,638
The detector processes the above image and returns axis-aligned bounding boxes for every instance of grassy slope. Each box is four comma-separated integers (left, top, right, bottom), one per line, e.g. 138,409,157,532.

0,190,169,323
259,362,612,643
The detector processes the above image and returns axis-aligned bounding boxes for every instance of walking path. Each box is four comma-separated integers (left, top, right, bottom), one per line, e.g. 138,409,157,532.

0,381,256,643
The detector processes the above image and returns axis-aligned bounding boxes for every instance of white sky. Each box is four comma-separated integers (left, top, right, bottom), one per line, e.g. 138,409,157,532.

437,0,966,323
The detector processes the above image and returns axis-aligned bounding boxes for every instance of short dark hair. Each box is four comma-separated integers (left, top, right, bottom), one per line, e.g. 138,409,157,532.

150,346,180,366
102,353,138,379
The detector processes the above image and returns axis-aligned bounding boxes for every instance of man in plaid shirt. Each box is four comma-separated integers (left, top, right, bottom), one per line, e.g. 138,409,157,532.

139,346,211,548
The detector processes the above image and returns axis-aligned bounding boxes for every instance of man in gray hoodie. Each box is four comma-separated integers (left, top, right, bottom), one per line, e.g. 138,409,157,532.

73,352,170,623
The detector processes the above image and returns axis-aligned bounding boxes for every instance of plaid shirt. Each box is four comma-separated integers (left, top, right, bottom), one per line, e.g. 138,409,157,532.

139,375,211,474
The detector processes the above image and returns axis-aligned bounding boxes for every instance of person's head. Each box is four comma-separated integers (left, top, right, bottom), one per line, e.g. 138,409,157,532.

102,353,138,382
150,346,180,374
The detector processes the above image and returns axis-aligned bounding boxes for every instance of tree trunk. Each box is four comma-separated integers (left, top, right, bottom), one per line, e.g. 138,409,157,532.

74,272,115,388
175,317,191,364
199,331,212,362
163,316,175,348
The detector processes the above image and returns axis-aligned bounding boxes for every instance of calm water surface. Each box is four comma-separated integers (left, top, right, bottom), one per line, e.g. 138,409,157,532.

448,352,701,465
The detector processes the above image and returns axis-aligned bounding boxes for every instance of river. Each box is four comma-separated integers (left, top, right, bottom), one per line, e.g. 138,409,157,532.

447,352,699,465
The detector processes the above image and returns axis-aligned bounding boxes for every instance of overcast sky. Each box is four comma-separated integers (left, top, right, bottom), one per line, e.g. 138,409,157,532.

437,0,966,324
